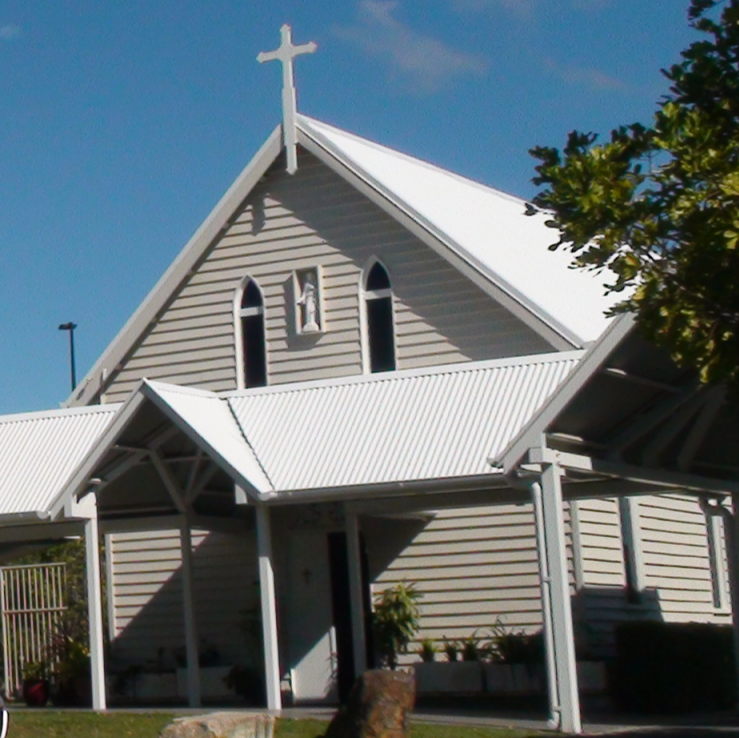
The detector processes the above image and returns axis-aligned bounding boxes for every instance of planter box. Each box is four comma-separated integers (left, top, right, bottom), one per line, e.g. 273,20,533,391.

414,662,483,693
176,666,233,699
414,660,606,696
112,665,236,701
134,672,178,700
483,663,542,695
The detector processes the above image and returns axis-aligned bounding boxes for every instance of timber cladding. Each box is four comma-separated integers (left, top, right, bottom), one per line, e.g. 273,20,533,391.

104,150,549,401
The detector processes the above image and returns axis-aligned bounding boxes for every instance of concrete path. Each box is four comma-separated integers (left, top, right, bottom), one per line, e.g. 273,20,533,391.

282,705,739,737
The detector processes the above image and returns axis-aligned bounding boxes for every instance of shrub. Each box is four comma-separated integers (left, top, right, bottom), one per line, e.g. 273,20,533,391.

460,633,485,662
442,638,459,662
609,621,736,713
418,638,436,663
372,582,422,670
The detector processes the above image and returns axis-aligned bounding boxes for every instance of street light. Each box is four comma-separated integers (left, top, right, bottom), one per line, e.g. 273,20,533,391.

58,322,78,392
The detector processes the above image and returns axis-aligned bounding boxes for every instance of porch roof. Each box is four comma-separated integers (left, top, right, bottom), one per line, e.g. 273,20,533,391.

495,315,739,496
0,404,120,522
56,351,582,513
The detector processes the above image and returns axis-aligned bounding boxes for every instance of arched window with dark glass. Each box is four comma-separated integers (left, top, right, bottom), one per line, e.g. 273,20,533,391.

363,261,396,373
239,278,267,388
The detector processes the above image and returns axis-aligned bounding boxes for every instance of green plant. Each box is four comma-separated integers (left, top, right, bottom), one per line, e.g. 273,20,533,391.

22,660,48,681
371,581,422,670
53,636,90,683
460,632,485,662
442,638,459,662
418,638,436,663
489,622,543,665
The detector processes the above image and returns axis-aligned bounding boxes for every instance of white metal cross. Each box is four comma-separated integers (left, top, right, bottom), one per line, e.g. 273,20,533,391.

257,24,317,175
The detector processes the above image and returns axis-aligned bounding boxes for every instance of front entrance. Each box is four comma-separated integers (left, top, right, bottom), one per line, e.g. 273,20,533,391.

286,532,338,703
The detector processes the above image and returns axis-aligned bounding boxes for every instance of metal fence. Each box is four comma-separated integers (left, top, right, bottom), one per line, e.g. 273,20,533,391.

0,562,67,698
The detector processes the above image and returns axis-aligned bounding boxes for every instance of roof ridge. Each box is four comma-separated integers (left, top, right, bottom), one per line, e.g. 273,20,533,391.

298,115,528,208
222,350,584,400
225,397,276,492
0,403,121,425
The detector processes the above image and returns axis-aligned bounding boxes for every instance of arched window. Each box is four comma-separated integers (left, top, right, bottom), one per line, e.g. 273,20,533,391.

239,278,267,388
363,261,396,373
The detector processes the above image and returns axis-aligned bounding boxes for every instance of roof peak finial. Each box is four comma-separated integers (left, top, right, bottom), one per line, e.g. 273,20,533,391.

257,24,317,175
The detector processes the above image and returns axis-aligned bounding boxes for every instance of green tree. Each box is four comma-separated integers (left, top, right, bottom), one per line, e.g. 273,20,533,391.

528,0,739,396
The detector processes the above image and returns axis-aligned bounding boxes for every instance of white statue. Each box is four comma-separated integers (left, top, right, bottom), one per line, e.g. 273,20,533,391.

298,272,319,333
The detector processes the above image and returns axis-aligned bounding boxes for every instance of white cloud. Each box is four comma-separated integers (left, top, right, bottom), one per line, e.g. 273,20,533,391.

0,25,21,41
333,1,487,93
544,58,627,91
451,0,609,15
451,0,536,16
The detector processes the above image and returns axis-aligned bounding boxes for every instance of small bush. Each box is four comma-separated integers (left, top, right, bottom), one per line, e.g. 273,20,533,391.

372,582,422,670
418,638,436,663
460,633,485,662
442,638,459,662
609,621,736,713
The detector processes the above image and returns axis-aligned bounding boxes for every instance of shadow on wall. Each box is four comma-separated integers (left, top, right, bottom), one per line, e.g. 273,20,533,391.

571,586,664,659
109,529,259,681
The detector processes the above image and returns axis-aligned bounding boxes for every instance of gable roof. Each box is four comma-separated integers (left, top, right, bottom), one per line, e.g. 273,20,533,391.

0,404,120,521
298,117,615,346
494,315,738,496
67,115,613,407
57,351,582,509
226,351,583,494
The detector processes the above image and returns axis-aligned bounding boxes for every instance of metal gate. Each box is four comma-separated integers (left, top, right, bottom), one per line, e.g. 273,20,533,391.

0,563,66,698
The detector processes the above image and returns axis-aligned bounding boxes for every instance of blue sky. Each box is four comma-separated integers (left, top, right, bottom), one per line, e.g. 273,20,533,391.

0,1,698,414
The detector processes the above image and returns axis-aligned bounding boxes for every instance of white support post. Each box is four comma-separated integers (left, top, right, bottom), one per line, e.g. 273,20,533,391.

179,520,201,707
345,509,367,678
540,461,582,734
103,533,117,643
728,492,739,707
84,499,107,711
256,505,282,711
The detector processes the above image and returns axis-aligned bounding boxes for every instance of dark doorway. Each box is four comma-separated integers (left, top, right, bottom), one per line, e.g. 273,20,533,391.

327,532,373,702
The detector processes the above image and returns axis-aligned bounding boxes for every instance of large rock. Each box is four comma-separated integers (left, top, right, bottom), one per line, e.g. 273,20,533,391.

325,670,415,738
159,711,275,738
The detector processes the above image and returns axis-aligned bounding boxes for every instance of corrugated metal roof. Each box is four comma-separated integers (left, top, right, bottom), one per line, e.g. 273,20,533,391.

142,381,273,494
300,115,618,345
227,352,582,493
0,404,120,518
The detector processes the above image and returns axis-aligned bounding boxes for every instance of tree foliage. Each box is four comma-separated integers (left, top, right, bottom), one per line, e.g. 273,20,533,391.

528,0,739,395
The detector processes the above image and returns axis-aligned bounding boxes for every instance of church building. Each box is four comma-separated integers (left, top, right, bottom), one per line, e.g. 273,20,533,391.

0,27,736,735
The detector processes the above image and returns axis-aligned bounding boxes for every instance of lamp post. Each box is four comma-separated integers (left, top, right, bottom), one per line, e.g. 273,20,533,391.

58,322,78,392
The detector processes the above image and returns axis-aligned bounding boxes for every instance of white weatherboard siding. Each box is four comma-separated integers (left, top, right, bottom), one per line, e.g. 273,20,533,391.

639,494,730,622
574,494,730,656
104,152,551,402
109,529,258,668
369,503,578,661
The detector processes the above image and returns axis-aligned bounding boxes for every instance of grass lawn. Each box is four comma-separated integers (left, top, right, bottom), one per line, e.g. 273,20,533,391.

8,711,545,738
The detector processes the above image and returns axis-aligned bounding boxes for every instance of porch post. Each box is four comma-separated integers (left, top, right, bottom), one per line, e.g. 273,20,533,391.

84,498,107,710
540,461,581,734
179,519,201,707
256,504,282,711
345,509,367,677
728,492,739,707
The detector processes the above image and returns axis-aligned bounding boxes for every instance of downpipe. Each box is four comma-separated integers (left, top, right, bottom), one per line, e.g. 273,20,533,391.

531,480,561,731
